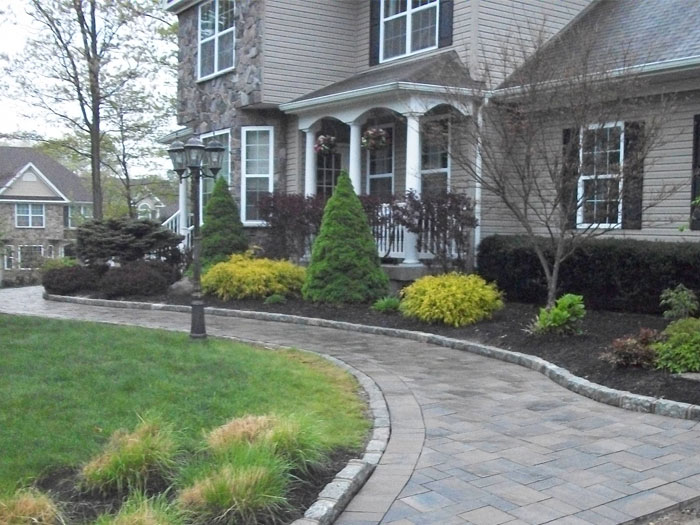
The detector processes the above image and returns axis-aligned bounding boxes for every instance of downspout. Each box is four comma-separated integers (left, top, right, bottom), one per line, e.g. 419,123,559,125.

473,95,488,266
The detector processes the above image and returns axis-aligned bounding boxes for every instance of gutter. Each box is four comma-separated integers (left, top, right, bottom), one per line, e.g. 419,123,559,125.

473,96,488,263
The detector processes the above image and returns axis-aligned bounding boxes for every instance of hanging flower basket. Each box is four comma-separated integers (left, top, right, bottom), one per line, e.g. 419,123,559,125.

361,128,390,151
314,135,337,155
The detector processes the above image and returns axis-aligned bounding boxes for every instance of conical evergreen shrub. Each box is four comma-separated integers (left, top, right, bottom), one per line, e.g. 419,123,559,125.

303,172,388,303
201,177,248,265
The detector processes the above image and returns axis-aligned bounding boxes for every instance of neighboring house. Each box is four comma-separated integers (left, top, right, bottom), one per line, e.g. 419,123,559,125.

135,193,178,221
162,0,700,271
0,147,92,285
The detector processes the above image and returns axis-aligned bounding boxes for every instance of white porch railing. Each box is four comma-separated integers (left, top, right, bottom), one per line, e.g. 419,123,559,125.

163,210,194,251
370,203,435,261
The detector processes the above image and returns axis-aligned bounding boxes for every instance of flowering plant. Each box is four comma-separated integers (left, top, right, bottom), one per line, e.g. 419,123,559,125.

361,128,390,151
314,135,336,155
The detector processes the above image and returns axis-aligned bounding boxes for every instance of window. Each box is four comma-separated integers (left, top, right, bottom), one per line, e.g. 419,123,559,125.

241,127,274,224
381,0,439,62
317,151,343,199
366,125,394,201
138,203,153,220
199,0,235,80
64,204,92,229
577,124,623,228
47,245,55,259
421,119,450,197
202,130,231,212
18,245,43,270
16,203,44,228
4,246,13,270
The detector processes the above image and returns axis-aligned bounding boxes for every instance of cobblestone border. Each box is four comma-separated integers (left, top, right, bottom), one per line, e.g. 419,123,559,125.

45,293,700,421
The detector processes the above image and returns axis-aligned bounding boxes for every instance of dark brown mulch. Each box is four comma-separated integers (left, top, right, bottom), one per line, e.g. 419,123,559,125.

160,293,700,407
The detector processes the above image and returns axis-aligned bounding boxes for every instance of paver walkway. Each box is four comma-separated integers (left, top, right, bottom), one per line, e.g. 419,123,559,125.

3,287,700,525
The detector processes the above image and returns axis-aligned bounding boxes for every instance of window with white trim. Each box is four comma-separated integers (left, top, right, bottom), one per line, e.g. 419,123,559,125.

137,203,153,220
381,0,439,62
202,129,231,212
16,203,44,228
47,245,55,259
18,245,43,270
578,123,623,228
199,0,235,80
421,119,450,197
65,204,92,229
366,125,394,201
4,245,13,270
241,126,274,224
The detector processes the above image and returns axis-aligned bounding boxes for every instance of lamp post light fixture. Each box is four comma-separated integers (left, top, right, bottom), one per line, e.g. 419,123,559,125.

168,136,225,339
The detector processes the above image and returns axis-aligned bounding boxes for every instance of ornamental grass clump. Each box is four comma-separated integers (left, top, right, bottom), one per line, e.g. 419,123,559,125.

399,273,504,327
81,417,178,495
0,489,61,524
94,494,182,525
202,252,305,300
303,173,388,303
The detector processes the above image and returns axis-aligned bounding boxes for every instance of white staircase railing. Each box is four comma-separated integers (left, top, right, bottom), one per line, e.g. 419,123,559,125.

163,210,194,251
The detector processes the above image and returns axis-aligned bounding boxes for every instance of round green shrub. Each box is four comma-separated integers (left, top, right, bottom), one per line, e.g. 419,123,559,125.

400,273,504,327
302,173,388,303
42,265,100,295
99,261,169,299
654,317,700,373
201,177,248,266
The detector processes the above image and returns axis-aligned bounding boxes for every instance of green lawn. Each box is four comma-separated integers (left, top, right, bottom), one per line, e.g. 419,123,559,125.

0,314,370,493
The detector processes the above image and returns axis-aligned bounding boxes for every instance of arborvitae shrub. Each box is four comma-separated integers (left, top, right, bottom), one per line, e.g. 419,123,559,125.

42,265,100,295
201,177,248,266
302,173,388,303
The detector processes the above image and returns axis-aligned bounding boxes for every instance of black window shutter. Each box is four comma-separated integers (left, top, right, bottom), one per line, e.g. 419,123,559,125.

438,0,454,48
562,128,580,230
369,0,381,66
63,206,70,228
622,121,645,230
691,115,700,230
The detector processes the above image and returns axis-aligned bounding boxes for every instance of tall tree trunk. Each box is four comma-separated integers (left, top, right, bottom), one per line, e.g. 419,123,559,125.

88,0,103,219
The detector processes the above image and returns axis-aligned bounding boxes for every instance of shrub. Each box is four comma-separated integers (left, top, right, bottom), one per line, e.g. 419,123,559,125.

654,318,700,373
531,294,586,335
477,235,700,314
0,489,60,524
81,417,178,495
660,284,699,320
399,273,503,327
263,293,287,305
372,296,401,314
601,328,660,368
42,265,100,295
303,173,389,303
258,193,325,261
202,252,305,300
41,257,77,272
99,261,169,299
95,494,182,525
201,177,248,267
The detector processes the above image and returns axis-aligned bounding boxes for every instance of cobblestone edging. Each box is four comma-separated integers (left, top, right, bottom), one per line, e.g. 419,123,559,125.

45,293,700,421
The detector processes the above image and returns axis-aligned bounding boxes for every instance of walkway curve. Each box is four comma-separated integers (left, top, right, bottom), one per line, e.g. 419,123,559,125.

4,287,700,524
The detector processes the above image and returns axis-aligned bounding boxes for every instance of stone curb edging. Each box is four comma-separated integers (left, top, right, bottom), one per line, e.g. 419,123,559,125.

44,292,700,421
42,292,389,525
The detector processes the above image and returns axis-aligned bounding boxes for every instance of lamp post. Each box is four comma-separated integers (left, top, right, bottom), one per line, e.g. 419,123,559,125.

168,136,225,339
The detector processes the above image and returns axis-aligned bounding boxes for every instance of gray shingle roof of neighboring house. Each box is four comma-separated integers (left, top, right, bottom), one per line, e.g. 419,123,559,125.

0,146,92,202
293,50,482,103
502,0,700,89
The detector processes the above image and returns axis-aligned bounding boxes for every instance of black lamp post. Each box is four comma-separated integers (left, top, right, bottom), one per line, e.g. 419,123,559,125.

168,136,225,339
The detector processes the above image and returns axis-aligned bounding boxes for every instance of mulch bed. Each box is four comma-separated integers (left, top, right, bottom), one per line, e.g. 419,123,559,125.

160,293,700,407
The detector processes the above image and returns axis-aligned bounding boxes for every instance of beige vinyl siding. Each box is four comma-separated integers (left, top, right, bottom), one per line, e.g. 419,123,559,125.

355,1,371,74
263,0,359,105
476,0,593,87
286,117,301,194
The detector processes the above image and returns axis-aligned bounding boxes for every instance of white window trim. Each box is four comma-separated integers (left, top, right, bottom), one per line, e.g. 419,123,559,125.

4,245,13,270
379,0,440,64
241,126,274,226
15,203,45,229
576,122,624,230
67,204,93,229
366,124,395,196
198,0,236,81
200,129,232,224
420,116,451,191
47,245,55,259
18,245,44,270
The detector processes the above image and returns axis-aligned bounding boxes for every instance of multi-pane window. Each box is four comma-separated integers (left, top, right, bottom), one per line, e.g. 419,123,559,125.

367,126,394,201
317,151,342,199
202,130,231,211
199,0,235,79
241,127,274,223
18,245,43,270
421,119,450,197
16,203,44,228
578,124,623,227
4,246,13,270
381,0,439,62
65,204,92,229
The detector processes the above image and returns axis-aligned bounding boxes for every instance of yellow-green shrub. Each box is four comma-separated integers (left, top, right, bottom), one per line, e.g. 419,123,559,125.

201,252,306,300
399,273,504,327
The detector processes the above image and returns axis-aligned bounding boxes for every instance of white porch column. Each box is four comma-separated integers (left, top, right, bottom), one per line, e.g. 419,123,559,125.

349,122,362,194
403,112,422,265
303,127,317,197
178,177,188,236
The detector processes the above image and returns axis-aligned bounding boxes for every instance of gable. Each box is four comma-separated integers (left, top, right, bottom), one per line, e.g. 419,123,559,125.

0,164,67,201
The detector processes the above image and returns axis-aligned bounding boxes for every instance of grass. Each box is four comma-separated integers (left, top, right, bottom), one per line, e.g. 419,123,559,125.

0,489,61,524
0,314,370,495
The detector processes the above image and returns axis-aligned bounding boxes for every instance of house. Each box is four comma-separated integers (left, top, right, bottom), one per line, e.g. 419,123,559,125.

161,0,700,271
0,147,92,285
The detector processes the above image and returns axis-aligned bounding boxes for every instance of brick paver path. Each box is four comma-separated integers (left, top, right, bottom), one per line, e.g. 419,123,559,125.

3,287,700,525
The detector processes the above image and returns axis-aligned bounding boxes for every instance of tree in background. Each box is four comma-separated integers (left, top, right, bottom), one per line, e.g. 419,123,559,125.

201,177,248,266
303,173,388,304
